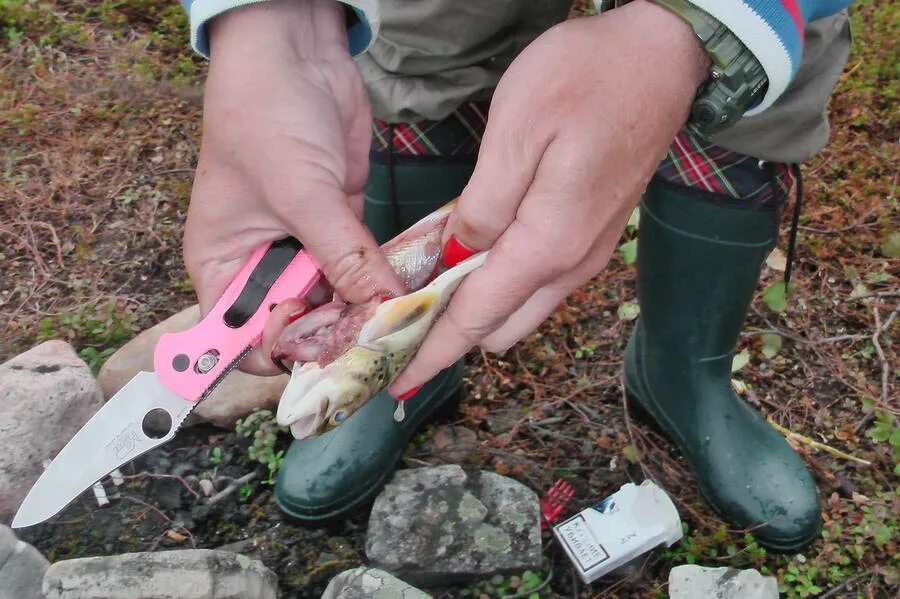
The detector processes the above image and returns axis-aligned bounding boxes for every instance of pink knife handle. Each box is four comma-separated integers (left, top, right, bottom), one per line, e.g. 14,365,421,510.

153,238,321,402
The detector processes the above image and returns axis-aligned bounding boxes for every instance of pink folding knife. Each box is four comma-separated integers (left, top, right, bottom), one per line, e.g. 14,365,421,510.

12,238,322,528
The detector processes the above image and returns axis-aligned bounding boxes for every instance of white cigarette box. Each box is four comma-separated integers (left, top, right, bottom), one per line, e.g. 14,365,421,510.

553,480,682,583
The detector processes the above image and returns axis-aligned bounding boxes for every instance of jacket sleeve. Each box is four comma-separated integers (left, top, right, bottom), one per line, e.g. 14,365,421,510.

662,1,854,114
180,0,380,58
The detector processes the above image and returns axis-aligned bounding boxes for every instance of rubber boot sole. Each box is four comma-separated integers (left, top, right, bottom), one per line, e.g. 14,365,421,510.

275,383,462,525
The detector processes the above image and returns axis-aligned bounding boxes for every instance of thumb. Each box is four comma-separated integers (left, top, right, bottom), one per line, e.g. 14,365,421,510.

276,183,406,304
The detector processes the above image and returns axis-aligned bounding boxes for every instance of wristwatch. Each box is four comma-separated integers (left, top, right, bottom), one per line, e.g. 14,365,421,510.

645,0,769,136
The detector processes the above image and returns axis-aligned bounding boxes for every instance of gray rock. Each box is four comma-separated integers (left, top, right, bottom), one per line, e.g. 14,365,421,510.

0,341,104,521
97,305,289,428
43,549,277,599
321,567,431,599
0,524,49,599
366,465,541,586
430,426,478,464
669,565,778,599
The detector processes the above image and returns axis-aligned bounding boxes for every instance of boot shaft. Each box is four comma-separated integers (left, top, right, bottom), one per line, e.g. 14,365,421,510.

636,178,781,362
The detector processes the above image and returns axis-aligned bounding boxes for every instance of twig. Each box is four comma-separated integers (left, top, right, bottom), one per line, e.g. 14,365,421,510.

742,328,868,345
207,472,257,505
151,168,196,176
845,290,900,302
870,307,896,405
767,419,871,465
819,569,876,599
119,472,200,500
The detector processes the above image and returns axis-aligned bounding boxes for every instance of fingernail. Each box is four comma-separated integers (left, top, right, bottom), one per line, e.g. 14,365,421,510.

270,353,292,375
286,307,309,324
395,385,422,401
442,235,478,268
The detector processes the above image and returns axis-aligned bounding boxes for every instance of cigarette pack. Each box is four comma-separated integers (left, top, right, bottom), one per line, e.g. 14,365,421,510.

553,480,682,583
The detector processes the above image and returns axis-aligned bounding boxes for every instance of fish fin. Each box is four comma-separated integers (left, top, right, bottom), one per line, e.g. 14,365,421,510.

357,291,439,344
427,251,487,296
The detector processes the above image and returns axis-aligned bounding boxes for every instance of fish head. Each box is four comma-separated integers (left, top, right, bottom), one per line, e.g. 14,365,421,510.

276,290,442,439
276,346,405,438
276,252,487,440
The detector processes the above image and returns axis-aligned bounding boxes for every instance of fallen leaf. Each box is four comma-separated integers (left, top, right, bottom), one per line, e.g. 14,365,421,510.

618,239,638,265
766,248,787,271
880,231,900,258
763,281,787,313
731,349,750,372
617,302,640,321
761,333,783,359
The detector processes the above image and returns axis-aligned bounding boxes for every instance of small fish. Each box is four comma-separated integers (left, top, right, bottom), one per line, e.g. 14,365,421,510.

273,200,486,439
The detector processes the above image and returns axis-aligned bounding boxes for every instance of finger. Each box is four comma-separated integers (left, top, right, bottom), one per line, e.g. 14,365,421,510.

481,197,639,352
389,204,583,395
389,139,618,394
270,179,407,304
443,96,551,252
238,296,309,375
184,161,283,317
481,284,568,354
342,75,373,198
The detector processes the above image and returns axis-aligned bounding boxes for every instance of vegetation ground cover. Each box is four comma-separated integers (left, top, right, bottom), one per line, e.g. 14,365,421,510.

1,1,896,597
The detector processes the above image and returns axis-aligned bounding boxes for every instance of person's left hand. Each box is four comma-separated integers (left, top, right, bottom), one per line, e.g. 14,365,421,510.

389,0,710,397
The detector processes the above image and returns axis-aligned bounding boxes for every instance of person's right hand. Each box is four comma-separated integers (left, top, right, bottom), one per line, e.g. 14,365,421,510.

184,0,405,375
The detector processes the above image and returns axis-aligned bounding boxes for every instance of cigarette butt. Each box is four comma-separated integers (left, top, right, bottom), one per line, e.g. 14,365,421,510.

166,530,187,543
92,482,110,507
199,479,214,497
110,469,125,486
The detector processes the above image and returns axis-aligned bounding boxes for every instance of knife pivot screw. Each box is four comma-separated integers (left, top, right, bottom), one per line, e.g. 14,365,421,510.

172,354,190,372
196,351,219,374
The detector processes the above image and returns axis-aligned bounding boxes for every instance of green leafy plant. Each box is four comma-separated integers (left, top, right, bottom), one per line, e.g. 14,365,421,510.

77,346,116,375
39,299,141,369
782,562,824,598
238,482,254,502
456,559,553,598
617,207,641,266
208,446,223,465
235,409,287,484
574,344,596,359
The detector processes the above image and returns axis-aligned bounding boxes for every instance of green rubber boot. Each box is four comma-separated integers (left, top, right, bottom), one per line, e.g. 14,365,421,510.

274,155,474,522
624,178,821,551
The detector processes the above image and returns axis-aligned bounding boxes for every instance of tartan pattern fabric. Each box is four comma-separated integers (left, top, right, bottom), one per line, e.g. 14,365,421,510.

371,107,790,207
655,129,792,208
371,101,489,158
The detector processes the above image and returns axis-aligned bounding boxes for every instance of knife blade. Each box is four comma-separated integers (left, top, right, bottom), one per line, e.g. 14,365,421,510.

12,237,322,528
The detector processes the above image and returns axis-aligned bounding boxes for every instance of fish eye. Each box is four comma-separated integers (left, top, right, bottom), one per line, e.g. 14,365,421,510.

332,410,347,423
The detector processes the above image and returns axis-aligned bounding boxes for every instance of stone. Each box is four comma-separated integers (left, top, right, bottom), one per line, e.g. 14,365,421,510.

0,524,49,599
321,567,431,599
430,426,478,464
669,565,778,599
97,305,289,428
0,341,104,521
43,549,278,599
366,465,541,586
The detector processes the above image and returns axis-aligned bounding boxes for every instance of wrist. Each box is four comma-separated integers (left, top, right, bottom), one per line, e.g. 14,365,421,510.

209,0,350,62
620,0,710,88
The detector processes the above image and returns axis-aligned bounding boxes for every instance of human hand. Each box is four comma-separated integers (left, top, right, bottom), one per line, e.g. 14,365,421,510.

389,0,710,395
183,0,405,375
